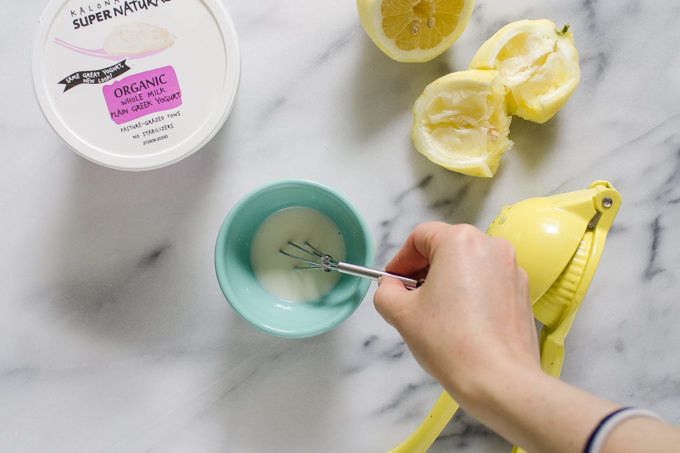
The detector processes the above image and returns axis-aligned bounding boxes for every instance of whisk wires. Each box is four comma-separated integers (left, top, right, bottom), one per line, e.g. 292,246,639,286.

280,241,423,289
279,242,338,272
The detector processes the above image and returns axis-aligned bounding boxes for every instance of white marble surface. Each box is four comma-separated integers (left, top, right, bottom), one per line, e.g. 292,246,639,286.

3,0,680,451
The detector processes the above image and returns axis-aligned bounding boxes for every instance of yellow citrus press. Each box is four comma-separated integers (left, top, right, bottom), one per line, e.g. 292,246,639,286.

386,180,621,453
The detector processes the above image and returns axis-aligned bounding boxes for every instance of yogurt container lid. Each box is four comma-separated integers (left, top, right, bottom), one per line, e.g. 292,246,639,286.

32,0,240,170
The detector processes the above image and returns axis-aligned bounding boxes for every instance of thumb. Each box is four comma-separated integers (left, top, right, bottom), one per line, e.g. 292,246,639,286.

373,275,413,328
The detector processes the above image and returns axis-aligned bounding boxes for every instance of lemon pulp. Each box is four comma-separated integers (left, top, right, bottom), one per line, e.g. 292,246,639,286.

382,0,464,51
411,69,512,177
358,0,474,62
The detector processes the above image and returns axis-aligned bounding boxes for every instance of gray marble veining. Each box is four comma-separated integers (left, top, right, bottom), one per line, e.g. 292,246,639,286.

2,0,680,451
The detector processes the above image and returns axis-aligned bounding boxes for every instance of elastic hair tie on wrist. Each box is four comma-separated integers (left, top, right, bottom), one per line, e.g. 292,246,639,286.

583,407,662,453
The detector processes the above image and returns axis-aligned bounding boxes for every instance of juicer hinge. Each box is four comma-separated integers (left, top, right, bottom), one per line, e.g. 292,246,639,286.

587,196,614,230
587,211,602,230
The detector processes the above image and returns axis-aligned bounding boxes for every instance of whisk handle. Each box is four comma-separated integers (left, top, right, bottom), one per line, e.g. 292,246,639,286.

336,262,423,289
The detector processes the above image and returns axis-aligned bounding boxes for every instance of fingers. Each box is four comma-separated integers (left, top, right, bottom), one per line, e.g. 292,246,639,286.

373,275,414,328
384,222,446,276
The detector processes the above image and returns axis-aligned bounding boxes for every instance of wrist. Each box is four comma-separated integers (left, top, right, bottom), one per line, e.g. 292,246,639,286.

441,359,618,453
446,355,543,416
437,349,541,412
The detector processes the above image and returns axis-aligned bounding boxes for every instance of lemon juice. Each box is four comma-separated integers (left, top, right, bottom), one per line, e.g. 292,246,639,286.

250,206,346,303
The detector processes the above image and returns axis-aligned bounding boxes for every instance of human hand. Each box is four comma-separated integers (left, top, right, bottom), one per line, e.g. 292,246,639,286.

374,222,680,453
373,222,540,408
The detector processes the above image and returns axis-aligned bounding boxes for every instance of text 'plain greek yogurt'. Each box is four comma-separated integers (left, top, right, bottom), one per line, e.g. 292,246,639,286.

32,0,240,170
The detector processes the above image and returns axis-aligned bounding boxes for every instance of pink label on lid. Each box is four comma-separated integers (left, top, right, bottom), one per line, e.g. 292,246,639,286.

102,66,182,125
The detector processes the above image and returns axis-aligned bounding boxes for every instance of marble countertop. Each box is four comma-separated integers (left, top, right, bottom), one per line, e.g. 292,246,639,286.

3,0,680,451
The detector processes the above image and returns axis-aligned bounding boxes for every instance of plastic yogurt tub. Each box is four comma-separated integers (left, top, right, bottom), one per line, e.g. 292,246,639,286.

32,0,241,170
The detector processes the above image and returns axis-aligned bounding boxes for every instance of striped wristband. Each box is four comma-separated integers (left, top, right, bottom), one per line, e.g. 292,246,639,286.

583,407,662,453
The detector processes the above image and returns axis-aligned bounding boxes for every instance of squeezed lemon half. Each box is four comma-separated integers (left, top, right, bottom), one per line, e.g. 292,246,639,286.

357,0,475,62
412,20,580,177
411,69,512,177
468,19,580,124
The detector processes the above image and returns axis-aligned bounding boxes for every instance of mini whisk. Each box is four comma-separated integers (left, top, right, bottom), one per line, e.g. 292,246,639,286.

280,242,424,289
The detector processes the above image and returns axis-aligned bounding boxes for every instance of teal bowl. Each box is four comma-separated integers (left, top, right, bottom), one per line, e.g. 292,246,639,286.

215,179,375,338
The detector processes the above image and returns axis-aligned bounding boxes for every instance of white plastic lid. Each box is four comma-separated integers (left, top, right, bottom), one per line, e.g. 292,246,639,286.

32,0,240,171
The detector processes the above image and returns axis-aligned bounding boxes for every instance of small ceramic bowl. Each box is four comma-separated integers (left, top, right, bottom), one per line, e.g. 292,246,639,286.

215,179,374,338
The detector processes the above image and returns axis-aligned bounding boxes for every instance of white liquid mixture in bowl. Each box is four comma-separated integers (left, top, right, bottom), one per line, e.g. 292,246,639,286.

250,206,346,302
215,178,375,338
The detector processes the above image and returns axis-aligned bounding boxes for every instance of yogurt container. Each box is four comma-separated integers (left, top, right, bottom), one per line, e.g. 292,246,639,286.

32,0,241,170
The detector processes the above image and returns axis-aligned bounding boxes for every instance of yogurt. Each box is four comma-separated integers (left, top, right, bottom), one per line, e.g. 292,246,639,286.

32,0,240,170
103,21,176,56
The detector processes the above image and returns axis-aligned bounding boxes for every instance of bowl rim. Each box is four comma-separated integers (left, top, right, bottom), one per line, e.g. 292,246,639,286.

214,179,375,338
